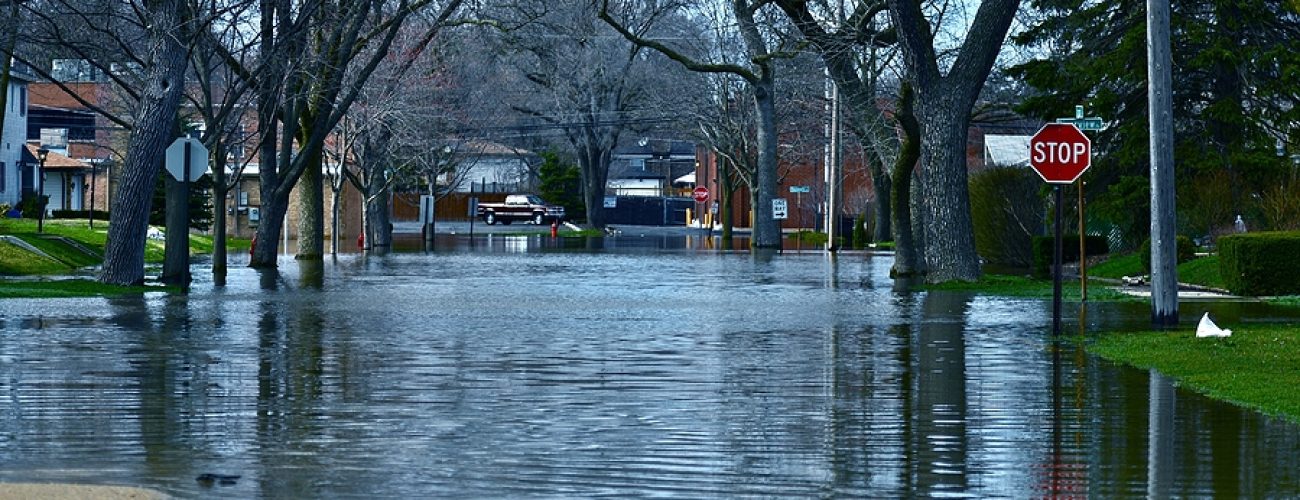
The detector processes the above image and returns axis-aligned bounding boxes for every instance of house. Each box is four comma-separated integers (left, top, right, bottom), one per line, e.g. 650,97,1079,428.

22,144,97,215
441,140,539,193
1,60,35,208
983,134,1033,168
608,139,697,197
26,59,122,213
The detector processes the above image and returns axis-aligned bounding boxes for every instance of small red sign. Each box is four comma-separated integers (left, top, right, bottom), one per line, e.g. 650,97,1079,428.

692,186,710,203
1029,123,1092,184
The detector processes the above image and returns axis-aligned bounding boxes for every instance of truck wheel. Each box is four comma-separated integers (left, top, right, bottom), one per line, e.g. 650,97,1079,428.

485,212,497,225
533,213,545,225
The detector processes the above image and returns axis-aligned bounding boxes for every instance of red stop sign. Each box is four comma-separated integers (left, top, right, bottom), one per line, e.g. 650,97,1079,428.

692,186,710,203
1029,123,1091,184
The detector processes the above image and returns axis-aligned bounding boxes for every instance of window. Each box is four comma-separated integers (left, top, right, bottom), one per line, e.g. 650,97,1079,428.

19,87,26,117
1,161,6,192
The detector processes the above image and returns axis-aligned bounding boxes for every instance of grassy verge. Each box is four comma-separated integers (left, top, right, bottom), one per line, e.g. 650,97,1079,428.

0,242,68,275
1177,254,1224,289
925,273,1137,301
0,280,176,299
1089,324,1300,422
1091,252,1225,289
1089,252,1141,278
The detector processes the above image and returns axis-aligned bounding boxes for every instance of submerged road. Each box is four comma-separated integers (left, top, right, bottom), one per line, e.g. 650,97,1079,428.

2,239,1299,497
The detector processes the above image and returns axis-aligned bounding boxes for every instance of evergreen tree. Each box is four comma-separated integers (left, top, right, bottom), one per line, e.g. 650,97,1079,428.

1010,0,1300,244
537,151,585,223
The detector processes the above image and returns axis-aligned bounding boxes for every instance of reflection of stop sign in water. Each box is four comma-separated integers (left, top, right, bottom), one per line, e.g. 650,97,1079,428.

693,187,710,203
1029,123,1091,184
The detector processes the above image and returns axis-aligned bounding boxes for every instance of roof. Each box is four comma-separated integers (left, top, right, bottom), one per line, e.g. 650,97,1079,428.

453,139,534,157
984,134,1032,167
23,144,91,170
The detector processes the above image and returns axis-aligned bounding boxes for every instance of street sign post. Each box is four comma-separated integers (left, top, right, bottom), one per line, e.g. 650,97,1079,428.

1030,123,1093,335
165,137,208,182
162,137,208,286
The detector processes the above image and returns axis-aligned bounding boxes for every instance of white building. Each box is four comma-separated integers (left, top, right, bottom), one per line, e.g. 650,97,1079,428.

1,61,34,208
441,140,537,193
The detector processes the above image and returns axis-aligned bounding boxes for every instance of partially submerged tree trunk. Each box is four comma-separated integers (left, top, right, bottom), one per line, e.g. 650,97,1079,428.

887,0,1021,282
100,0,190,285
575,141,612,229
891,83,921,277
751,77,781,249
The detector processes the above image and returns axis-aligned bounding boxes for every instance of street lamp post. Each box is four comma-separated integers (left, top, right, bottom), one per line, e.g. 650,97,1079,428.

36,147,49,233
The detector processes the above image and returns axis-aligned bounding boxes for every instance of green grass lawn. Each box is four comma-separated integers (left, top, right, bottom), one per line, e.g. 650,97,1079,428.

1177,255,1225,289
925,273,1136,301
0,280,174,299
1089,252,1142,279
0,241,68,275
2,217,251,274
1089,324,1300,422
1091,252,1225,289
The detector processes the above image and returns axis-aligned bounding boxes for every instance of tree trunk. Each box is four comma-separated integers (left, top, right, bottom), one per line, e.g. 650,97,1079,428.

99,0,189,286
251,189,289,267
297,147,325,260
720,158,734,245
873,165,892,243
212,180,228,277
577,142,610,229
365,182,392,248
751,77,781,248
330,184,341,256
891,83,922,277
910,169,927,274
917,98,980,283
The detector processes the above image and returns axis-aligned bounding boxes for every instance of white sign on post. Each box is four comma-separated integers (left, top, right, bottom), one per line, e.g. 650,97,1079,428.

772,198,788,220
165,137,208,182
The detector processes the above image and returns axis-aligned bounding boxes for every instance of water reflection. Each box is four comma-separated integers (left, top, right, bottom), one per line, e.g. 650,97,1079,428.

1,244,1300,497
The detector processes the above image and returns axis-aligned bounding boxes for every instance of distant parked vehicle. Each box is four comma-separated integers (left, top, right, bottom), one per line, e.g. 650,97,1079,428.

477,194,566,225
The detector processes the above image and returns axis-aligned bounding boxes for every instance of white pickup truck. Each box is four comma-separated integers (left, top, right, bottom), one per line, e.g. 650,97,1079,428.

476,194,566,225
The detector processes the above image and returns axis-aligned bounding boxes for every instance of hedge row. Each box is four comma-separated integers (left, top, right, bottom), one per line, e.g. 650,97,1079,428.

51,210,110,220
1031,235,1110,277
1218,231,1300,296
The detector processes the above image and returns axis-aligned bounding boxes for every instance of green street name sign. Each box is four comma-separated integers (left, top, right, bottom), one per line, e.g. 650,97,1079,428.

1055,117,1106,131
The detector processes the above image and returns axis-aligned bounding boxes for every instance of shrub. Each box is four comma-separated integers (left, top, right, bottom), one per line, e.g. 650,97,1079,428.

1032,234,1110,277
1218,231,1300,296
970,167,1045,267
1139,235,1195,273
851,212,867,249
16,194,46,218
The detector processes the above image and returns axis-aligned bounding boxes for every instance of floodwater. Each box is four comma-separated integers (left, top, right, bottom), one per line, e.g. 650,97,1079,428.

2,234,1300,498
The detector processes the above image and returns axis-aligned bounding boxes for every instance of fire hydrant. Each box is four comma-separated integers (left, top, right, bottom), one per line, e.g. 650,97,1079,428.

357,232,365,248
551,219,559,237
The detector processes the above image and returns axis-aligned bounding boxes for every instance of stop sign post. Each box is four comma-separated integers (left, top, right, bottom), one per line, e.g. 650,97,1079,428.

1030,123,1092,335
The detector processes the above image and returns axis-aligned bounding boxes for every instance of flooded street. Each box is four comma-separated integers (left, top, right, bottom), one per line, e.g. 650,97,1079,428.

3,235,1300,497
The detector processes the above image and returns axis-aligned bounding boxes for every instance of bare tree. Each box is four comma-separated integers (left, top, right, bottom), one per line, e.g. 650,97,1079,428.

600,0,799,248
222,0,463,267
887,0,1021,282
491,1,693,229
776,0,901,244
13,0,200,285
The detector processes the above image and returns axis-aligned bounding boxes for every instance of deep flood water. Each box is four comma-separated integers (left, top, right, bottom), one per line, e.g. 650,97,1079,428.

2,234,1300,497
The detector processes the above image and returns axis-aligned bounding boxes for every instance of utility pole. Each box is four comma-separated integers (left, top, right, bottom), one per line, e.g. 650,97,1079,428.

825,79,842,252
1148,0,1178,326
